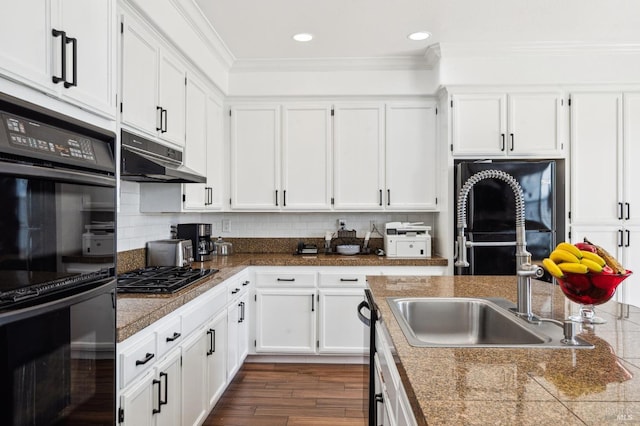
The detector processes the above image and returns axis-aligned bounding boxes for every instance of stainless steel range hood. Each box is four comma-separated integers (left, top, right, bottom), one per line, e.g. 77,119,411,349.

120,130,206,184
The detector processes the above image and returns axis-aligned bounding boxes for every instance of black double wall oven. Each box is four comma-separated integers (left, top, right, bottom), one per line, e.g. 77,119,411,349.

0,93,117,425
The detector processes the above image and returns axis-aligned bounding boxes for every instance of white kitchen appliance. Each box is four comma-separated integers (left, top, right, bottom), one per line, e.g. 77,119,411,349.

82,222,115,256
384,222,431,258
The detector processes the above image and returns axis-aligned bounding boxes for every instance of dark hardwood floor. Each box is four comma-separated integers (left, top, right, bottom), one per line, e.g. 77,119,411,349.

204,362,367,426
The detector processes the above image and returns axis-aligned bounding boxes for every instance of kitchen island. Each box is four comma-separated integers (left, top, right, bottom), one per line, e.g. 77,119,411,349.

367,275,640,425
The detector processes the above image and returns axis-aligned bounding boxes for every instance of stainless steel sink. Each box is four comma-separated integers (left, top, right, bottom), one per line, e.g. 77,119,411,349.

387,297,593,349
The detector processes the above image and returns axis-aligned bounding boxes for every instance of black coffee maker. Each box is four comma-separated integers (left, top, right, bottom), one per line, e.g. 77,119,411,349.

176,223,214,262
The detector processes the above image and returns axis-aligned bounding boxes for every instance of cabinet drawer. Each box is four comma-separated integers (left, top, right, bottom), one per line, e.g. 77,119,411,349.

318,272,366,287
182,284,227,336
156,316,182,358
228,274,252,300
255,272,316,287
120,333,156,389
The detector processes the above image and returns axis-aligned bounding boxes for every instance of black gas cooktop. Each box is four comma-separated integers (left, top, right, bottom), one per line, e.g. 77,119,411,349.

117,266,217,294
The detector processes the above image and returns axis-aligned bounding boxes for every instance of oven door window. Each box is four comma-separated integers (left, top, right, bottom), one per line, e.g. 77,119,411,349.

0,175,115,294
0,283,116,425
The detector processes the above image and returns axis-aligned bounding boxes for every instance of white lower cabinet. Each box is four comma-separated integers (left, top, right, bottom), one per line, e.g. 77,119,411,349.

119,369,155,426
118,279,231,426
226,273,252,377
119,347,181,426
154,348,182,426
181,324,209,426
376,320,417,426
255,287,317,353
181,310,228,426
205,311,228,411
254,267,441,356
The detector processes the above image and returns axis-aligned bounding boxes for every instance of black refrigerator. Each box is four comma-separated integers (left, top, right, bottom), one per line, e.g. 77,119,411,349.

454,160,565,282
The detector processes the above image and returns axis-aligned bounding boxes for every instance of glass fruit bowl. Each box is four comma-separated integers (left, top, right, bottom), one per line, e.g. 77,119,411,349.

557,270,632,323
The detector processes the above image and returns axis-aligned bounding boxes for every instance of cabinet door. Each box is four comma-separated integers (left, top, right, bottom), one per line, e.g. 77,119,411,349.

385,103,437,210
0,0,51,93
181,330,208,426
623,92,640,224
121,14,159,136
318,289,366,354
204,94,225,210
119,370,154,426
56,0,115,116
508,93,562,156
155,349,182,426
206,311,227,409
238,291,250,362
226,302,240,379
281,105,332,210
230,105,281,209
182,74,208,210
621,226,640,308
451,94,507,156
570,93,622,225
255,288,316,353
333,104,385,210
158,51,186,147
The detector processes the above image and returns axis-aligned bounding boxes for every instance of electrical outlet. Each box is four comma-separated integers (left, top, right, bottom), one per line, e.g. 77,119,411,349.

222,219,231,232
337,218,346,229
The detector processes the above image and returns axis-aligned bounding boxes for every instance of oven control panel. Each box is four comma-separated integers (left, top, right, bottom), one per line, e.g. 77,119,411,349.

1,113,97,163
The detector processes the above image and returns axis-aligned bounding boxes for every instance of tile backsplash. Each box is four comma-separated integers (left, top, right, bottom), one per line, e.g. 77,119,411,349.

117,181,435,251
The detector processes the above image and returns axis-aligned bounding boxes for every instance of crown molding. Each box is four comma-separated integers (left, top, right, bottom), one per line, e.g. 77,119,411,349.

438,41,640,57
169,0,235,70
229,56,434,73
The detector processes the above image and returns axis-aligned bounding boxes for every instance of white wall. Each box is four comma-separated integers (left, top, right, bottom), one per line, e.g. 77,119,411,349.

117,181,434,251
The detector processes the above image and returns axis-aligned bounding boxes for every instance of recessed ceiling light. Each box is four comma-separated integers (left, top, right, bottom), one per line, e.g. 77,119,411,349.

293,33,313,42
408,31,431,41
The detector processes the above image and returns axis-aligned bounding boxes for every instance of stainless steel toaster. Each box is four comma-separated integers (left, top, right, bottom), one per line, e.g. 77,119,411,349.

146,239,194,267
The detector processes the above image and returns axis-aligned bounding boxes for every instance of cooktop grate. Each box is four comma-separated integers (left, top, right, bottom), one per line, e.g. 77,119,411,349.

117,266,217,294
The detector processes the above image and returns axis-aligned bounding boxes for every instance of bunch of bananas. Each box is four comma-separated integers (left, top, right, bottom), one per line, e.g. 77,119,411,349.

542,241,625,279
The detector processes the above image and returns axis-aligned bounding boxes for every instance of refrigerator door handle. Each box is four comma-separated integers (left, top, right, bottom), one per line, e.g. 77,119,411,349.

466,240,517,248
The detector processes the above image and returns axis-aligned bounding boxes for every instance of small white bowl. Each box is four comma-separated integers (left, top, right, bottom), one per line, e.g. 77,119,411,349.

336,245,360,255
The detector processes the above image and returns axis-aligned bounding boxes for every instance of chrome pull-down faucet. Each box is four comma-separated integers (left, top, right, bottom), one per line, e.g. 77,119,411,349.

455,169,544,322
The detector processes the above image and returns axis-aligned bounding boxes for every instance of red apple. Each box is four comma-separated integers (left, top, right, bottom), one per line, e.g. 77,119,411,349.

575,242,597,253
601,265,615,274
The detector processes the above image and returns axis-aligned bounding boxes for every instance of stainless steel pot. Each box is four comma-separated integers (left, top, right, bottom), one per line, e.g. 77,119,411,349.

214,237,233,256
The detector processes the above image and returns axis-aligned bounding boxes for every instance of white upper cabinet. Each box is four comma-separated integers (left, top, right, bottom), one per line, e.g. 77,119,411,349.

281,105,332,210
570,92,622,225
0,0,51,91
623,93,640,225
385,102,438,210
202,95,225,210
451,92,563,157
139,79,224,213
333,103,385,210
228,100,438,212
0,0,116,117
55,0,116,116
230,105,281,209
120,12,185,148
230,104,332,211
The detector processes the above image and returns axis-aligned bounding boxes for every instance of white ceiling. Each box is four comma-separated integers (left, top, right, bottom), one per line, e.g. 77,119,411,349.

194,0,640,62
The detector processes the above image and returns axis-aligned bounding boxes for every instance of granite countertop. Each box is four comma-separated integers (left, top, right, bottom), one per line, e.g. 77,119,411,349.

116,253,447,342
367,275,640,426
